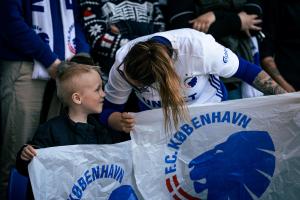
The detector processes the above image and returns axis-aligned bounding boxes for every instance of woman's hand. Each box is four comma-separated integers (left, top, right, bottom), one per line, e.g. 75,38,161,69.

108,112,135,133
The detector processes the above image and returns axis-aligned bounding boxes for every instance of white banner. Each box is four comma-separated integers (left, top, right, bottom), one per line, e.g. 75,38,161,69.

29,92,300,199
131,92,300,200
29,141,141,200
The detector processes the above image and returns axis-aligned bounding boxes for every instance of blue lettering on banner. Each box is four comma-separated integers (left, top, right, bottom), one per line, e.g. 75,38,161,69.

84,170,92,185
165,111,252,173
212,111,221,123
165,152,177,174
32,0,44,12
70,184,82,199
67,164,125,200
100,164,109,178
78,177,87,191
108,164,114,178
200,113,211,125
91,166,100,180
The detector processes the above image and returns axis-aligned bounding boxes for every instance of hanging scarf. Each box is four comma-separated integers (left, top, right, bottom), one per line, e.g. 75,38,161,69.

31,0,76,79
241,37,264,98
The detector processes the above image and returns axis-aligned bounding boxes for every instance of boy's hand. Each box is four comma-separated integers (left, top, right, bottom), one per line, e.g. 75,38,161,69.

20,145,37,161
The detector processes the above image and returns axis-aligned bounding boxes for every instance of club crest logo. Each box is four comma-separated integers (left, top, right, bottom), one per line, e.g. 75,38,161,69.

67,24,76,54
184,77,198,88
108,185,138,200
164,111,276,200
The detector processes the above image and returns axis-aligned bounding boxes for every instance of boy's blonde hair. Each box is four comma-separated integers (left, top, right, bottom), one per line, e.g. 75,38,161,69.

56,61,101,106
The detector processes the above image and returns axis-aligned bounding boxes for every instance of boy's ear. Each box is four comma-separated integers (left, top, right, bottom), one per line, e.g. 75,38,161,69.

71,93,82,104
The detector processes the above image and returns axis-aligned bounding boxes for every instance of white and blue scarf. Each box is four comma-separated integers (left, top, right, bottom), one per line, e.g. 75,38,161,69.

32,0,76,79
241,37,264,98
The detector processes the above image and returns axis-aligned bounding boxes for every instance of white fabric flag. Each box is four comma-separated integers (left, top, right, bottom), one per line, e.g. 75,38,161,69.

131,92,300,200
28,92,300,200
28,141,141,200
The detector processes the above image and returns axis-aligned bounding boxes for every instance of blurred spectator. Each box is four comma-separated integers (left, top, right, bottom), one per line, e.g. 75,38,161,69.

167,0,264,99
0,0,90,198
260,0,300,92
79,0,165,77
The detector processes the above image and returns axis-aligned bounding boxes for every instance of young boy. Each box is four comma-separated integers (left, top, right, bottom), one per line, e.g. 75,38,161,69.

15,62,113,198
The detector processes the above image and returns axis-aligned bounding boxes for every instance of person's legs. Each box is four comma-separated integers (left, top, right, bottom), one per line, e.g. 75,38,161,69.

46,87,63,121
40,79,56,124
0,60,47,199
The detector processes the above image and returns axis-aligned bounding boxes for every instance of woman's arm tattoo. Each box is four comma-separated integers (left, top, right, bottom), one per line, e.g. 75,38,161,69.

253,71,287,95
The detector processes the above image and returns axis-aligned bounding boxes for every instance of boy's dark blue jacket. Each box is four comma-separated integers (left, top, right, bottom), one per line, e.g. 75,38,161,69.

16,114,114,177
0,0,90,67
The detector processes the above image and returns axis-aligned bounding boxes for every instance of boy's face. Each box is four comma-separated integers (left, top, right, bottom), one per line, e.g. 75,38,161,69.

78,70,105,114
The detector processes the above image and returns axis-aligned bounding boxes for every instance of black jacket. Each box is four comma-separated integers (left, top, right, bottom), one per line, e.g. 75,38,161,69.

79,0,165,74
167,0,262,40
16,114,114,176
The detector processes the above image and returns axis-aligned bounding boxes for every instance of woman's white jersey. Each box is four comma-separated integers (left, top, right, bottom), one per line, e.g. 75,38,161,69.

105,28,239,109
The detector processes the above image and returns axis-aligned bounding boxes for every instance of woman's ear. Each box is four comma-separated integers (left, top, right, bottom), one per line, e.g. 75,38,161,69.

71,93,82,105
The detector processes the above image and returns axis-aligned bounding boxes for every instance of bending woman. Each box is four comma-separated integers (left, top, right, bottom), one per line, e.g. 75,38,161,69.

100,28,286,133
